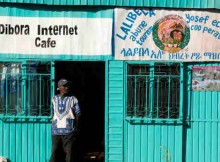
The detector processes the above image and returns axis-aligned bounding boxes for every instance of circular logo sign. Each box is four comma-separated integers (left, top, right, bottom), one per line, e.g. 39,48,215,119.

152,15,190,53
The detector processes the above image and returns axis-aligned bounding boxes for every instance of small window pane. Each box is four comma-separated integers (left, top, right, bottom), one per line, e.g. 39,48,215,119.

127,63,180,120
127,65,150,117
154,63,180,119
155,63,180,75
0,61,52,117
0,62,22,114
27,61,51,74
128,64,150,75
26,61,51,116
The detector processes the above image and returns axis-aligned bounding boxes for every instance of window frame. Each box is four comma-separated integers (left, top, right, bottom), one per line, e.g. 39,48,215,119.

124,61,184,124
0,60,55,120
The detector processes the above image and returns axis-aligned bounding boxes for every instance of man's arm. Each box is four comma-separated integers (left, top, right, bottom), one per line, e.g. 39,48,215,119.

74,102,81,122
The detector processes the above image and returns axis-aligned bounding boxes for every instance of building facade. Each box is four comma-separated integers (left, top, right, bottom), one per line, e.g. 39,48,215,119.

0,1,220,162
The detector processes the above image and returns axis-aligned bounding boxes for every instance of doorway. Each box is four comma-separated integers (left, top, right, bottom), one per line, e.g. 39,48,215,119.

55,61,105,161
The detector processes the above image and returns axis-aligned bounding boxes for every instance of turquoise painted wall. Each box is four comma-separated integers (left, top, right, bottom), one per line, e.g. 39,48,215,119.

184,63,220,162
107,61,220,162
124,124,183,162
0,2,219,162
107,61,124,162
0,120,51,162
185,91,220,162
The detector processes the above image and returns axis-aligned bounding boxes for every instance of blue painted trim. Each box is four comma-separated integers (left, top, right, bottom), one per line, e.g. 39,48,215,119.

112,8,115,58
51,61,55,118
0,3,113,18
124,61,128,162
179,63,184,119
0,54,114,61
104,60,109,162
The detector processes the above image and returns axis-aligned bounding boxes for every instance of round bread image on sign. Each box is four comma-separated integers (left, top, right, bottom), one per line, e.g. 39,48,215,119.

152,15,190,53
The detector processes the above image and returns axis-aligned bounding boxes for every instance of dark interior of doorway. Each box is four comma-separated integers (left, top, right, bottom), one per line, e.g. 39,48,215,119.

55,61,105,162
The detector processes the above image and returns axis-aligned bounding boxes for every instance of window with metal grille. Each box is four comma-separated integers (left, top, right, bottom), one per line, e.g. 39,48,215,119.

0,61,53,118
126,63,181,121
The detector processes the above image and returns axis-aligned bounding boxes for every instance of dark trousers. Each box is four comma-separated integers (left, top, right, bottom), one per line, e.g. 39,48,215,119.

49,133,76,162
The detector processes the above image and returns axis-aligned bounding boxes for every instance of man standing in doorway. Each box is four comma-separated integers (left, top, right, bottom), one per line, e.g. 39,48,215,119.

50,78,81,162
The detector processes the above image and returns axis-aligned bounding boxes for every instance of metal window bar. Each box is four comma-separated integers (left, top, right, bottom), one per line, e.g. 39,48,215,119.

126,63,180,120
26,74,51,116
0,73,22,115
0,61,53,119
153,75,180,119
0,73,52,118
127,64,151,118
127,75,151,117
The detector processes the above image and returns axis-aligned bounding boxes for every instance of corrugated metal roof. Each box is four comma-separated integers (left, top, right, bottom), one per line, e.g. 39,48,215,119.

0,0,220,9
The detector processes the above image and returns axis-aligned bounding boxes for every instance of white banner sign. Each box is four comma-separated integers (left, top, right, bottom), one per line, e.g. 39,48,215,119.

0,16,112,55
115,8,220,61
